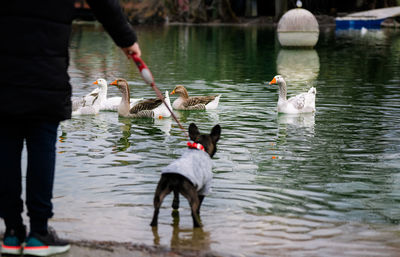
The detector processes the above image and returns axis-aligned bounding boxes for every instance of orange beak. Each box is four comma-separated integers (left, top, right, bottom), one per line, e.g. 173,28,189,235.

93,80,98,85
110,80,118,86
269,77,277,85
171,89,176,95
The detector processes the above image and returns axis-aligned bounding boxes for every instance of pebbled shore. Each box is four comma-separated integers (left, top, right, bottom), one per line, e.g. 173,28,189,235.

51,240,230,257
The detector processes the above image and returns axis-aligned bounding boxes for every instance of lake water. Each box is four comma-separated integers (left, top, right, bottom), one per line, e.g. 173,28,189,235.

5,24,400,256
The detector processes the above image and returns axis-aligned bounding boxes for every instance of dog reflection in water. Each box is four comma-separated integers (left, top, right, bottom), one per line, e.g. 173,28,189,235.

150,123,221,228
152,211,211,252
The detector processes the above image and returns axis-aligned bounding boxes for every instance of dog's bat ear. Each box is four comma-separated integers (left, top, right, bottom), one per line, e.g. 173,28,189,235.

210,124,221,143
189,123,200,141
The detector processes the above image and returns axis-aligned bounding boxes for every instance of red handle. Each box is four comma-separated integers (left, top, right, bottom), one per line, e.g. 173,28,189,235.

131,54,148,72
129,53,189,139
131,54,154,84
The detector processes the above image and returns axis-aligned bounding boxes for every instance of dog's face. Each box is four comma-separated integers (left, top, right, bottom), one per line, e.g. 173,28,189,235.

189,123,221,158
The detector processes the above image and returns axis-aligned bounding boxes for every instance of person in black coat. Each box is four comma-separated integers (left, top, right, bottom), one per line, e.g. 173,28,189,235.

0,0,141,255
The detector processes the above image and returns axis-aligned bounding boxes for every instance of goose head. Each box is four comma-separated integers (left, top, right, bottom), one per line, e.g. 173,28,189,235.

171,85,189,98
110,78,131,102
269,75,285,85
93,78,108,102
268,75,287,100
110,78,129,92
93,78,108,90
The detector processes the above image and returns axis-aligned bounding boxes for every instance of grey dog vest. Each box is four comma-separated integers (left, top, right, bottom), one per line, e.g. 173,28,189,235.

161,149,213,195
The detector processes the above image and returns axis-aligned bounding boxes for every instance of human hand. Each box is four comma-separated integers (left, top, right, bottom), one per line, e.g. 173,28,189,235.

121,42,141,59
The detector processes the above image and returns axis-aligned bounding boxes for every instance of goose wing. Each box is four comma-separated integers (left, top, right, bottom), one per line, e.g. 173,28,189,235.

184,96,217,107
71,97,84,111
71,87,100,111
287,93,306,110
82,88,100,106
130,98,162,114
86,92,99,106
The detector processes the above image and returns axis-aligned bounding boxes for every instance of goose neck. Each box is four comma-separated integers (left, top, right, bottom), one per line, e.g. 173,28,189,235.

278,80,287,101
98,85,108,101
180,88,189,99
121,85,131,105
117,84,132,116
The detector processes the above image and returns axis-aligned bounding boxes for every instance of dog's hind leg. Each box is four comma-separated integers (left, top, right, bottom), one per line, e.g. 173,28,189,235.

151,177,171,227
197,195,205,215
151,188,171,226
172,189,180,210
181,181,202,227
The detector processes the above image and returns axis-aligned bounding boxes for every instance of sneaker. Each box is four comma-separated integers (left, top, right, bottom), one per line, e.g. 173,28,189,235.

1,226,26,255
24,227,70,256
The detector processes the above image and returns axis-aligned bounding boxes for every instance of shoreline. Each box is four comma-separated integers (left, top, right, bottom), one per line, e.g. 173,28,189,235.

0,235,230,257
73,14,337,28
63,239,230,257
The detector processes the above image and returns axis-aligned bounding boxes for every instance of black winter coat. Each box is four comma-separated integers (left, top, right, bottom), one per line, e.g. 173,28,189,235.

0,0,137,122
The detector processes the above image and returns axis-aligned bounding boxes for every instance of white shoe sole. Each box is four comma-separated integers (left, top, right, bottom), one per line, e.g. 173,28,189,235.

24,245,71,256
1,244,23,255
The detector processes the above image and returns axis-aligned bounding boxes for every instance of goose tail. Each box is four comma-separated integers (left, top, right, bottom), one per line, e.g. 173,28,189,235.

154,91,172,119
206,94,221,110
308,87,317,95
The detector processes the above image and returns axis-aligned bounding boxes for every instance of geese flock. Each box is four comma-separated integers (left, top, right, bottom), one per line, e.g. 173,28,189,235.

71,78,223,118
71,75,316,118
72,78,143,115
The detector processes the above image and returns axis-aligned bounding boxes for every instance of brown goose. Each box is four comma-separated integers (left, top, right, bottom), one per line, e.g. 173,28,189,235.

170,85,221,110
110,78,172,119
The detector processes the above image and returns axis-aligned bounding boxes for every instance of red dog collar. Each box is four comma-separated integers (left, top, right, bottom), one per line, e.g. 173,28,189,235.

187,141,205,152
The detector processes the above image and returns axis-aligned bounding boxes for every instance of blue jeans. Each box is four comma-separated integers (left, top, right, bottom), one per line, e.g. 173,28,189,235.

0,121,59,233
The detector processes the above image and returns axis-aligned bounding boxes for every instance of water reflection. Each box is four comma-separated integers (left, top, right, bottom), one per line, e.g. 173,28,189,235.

59,113,114,140
154,118,172,136
69,24,129,83
276,49,320,88
114,117,133,152
152,211,211,252
114,117,172,152
175,109,220,124
277,113,315,129
335,28,387,42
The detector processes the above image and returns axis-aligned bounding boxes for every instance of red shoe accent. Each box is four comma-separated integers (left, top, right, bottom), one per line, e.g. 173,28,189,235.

24,245,49,250
2,244,22,250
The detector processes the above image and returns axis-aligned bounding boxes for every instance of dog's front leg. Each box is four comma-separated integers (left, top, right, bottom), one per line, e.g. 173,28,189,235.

182,183,202,227
151,195,161,227
190,198,202,228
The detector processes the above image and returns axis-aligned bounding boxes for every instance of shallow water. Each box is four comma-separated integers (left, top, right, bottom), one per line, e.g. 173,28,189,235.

5,24,400,256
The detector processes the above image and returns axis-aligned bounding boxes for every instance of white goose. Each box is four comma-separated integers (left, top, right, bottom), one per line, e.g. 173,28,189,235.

71,79,107,115
110,78,172,119
268,75,316,114
71,79,143,115
97,79,143,111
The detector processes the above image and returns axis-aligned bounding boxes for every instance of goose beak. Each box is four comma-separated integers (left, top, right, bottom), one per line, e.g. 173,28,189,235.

93,80,98,85
110,80,118,86
171,90,175,95
269,77,277,85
